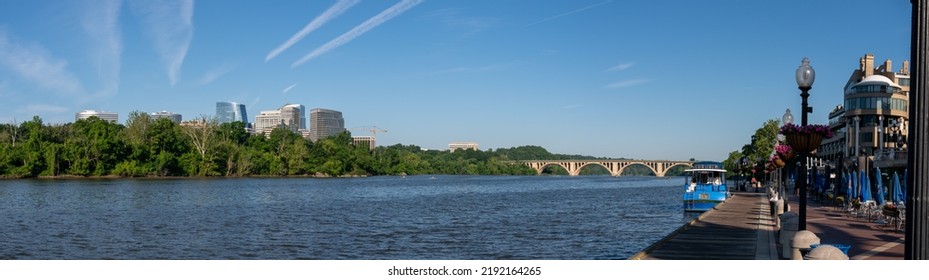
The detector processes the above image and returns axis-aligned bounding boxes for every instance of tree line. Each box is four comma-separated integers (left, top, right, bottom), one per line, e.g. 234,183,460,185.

1,113,630,178
721,118,780,180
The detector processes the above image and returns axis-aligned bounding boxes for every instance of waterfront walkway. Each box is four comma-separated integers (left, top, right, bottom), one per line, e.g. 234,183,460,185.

629,192,778,260
783,192,904,260
629,190,905,260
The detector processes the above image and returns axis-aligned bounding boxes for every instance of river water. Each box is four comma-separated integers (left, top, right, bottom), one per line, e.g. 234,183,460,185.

0,176,689,260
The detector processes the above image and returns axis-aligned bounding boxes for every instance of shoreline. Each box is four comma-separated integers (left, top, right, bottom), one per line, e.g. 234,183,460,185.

0,174,373,180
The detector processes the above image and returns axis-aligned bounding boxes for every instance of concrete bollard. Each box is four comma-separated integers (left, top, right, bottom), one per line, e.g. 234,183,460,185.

769,199,777,217
779,212,798,259
804,245,849,260
774,200,785,228
791,230,820,260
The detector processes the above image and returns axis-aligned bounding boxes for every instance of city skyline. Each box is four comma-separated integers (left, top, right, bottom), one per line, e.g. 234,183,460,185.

0,0,912,161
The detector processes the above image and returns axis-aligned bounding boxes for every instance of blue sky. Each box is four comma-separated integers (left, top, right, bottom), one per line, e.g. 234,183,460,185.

0,0,912,161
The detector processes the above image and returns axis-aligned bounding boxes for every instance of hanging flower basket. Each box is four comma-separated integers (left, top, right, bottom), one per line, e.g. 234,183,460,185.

780,124,833,154
775,144,795,161
773,157,786,168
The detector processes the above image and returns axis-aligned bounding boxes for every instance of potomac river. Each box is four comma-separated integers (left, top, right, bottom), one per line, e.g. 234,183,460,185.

0,175,689,259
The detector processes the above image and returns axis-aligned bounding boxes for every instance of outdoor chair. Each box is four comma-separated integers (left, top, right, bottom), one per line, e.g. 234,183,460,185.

862,201,881,222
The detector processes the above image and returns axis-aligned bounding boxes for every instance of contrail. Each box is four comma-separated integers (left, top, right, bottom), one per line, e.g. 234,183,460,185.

129,0,195,86
282,83,297,93
266,0,360,62
525,0,612,27
292,0,423,67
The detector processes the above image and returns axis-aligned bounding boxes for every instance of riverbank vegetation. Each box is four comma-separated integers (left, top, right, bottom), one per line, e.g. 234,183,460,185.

1,114,673,178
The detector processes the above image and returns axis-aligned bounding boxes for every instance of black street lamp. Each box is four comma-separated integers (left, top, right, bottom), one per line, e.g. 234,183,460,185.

740,156,749,192
795,57,815,231
905,0,928,259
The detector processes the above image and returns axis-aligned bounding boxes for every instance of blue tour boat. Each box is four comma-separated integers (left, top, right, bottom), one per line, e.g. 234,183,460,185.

682,161,730,212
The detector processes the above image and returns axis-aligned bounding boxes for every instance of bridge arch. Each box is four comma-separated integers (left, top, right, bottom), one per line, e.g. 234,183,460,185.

531,162,572,175
616,162,656,176
519,160,693,177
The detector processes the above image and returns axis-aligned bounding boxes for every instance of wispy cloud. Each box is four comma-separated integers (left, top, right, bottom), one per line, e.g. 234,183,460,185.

417,63,512,77
605,78,649,89
131,0,195,86
82,0,122,98
19,104,70,115
293,0,424,67
0,80,12,98
266,0,360,62
605,62,635,72
525,0,612,27
282,83,297,93
0,28,85,96
563,104,582,110
423,8,499,37
196,64,237,86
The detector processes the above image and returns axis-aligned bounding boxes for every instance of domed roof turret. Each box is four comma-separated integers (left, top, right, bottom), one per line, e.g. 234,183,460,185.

855,74,901,88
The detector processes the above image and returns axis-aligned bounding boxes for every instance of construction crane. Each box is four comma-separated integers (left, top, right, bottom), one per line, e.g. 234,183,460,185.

348,126,387,141
348,126,387,150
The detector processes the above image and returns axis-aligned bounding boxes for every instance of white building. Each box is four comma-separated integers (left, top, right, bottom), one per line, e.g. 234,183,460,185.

150,111,182,124
254,104,303,136
448,142,479,152
352,136,376,150
75,110,118,123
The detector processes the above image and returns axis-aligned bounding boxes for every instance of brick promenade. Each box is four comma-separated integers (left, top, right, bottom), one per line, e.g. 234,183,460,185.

781,192,904,260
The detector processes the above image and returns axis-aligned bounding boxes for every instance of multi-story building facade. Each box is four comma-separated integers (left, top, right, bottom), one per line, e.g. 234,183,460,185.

819,54,910,171
150,111,182,124
448,142,479,152
254,104,303,136
75,110,118,123
352,136,376,150
285,103,307,130
215,102,249,126
309,108,345,142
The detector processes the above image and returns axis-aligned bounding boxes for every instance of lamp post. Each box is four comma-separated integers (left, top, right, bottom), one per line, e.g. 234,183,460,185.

906,0,928,259
740,156,749,192
782,109,794,212
795,57,815,231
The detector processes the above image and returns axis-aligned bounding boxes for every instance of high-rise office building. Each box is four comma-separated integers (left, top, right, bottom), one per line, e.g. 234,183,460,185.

216,102,249,126
309,108,345,142
75,110,118,123
150,111,182,124
284,103,307,130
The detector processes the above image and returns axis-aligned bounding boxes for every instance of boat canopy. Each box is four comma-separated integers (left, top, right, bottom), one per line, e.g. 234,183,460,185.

684,169,727,173
684,168,726,185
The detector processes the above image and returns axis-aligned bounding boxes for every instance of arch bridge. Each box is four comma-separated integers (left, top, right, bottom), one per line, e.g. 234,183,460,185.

519,160,694,177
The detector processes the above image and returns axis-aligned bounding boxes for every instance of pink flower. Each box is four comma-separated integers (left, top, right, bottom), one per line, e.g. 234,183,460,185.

780,123,834,138
775,144,792,155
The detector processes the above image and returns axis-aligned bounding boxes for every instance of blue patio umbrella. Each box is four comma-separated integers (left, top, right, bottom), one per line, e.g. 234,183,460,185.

892,172,904,205
812,169,821,193
903,169,908,206
840,172,847,197
875,167,885,205
850,170,858,200
860,170,872,202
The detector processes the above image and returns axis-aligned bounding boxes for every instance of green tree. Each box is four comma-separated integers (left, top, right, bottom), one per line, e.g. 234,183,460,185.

180,116,218,176
722,150,744,174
